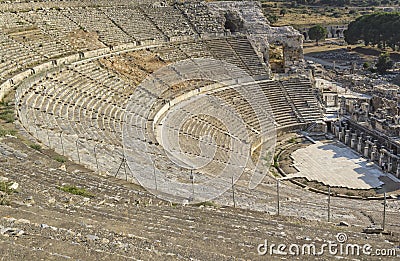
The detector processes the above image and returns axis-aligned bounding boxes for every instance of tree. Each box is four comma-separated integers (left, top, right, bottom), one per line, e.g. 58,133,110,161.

344,13,400,51
265,14,278,24
375,52,394,74
280,8,287,17
308,25,327,45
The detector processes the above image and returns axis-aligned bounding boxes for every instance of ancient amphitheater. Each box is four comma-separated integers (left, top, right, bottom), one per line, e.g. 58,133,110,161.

0,0,399,259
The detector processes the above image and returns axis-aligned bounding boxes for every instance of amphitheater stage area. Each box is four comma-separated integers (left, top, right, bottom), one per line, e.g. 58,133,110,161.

289,140,388,190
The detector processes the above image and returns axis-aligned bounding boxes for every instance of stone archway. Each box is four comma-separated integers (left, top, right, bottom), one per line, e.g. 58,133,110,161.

269,42,284,73
223,11,244,33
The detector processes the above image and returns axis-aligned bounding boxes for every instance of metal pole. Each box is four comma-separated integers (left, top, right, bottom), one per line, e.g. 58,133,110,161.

76,139,81,163
60,131,65,156
114,157,124,177
190,170,194,202
94,143,99,172
33,118,38,138
277,179,280,216
153,161,158,191
123,157,127,181
328,186,331,222
383,192,386,231
46,128,51,148
232,175,236,208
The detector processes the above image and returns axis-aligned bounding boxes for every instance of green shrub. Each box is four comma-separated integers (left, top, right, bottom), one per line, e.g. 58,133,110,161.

0,110,15,123
29,144,42,151
194,201,218,208
0,181,17,194
0,181,15,205
54,156,66,163
0,128,16,137
271,171,280,178
0,198,9,205
58,185,95,198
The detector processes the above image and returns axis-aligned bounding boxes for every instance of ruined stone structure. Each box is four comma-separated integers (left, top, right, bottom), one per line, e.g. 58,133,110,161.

338,83,400,138
333,119,400,178
0,0,308,102
207,1,304,73
330,81,400,178
299,24,348,41
0,2,399,260
0,0,320,190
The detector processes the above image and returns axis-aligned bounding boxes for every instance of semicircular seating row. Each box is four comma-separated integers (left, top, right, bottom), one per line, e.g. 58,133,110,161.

0,2,228,85
16,38,321,185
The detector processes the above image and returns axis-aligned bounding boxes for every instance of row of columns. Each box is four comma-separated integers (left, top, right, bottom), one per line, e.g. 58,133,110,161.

333,124,400,178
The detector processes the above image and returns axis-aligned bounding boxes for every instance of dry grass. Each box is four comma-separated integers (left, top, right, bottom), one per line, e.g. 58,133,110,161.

274,12,355,27
261,1,362,27
303,42,361,54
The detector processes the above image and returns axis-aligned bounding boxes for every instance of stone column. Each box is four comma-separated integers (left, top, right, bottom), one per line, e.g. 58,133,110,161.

351,133,357,149
387,157,392,173
371,145,377,161
371,151,376,162
364,145,369,158
396,163,400,178
345,130,350,145
323,122,328,133
357,137,362,153
379,151,385,168
340,97,346,115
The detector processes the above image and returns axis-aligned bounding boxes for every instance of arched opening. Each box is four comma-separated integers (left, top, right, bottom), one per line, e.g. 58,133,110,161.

330,28,336,38
269,42,284,73
224,12,244,33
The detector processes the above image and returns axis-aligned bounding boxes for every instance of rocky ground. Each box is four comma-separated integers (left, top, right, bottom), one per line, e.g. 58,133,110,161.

0,133,399,260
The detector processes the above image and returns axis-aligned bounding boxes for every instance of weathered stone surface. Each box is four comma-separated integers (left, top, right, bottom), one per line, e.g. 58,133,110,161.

208,1,304,71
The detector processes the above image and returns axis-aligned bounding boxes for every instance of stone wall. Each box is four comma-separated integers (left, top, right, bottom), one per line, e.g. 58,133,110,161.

299,25,348,40
333,118,400,178
208,1,304,73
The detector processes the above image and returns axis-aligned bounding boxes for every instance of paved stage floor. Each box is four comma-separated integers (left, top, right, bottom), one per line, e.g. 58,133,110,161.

289,141,384,189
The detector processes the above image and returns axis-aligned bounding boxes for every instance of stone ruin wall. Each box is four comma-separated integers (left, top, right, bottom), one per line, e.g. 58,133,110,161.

207,1,304,73
0,0,153,12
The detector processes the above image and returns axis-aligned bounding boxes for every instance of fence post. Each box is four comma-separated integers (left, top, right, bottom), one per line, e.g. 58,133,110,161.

123,157,127,181
232,175,236,208
46,128,51,148
75,138,81,163
328,186,331,222
190,170,194,202
153,161,158,191
277,179,280,216
60,131,65,156
94,143,100,172
33,118,38,138
382,192,386,231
